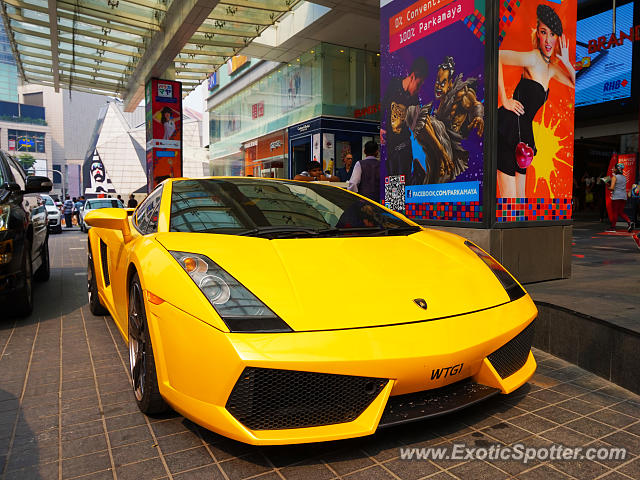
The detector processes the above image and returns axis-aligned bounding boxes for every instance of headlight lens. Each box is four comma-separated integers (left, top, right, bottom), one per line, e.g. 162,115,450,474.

170,251,292,333
0,204,9,231
465,241,525,301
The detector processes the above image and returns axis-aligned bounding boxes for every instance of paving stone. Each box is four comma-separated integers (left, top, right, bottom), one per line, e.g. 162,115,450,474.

342,465,396,479
156,431,204,455
111,439,159,467
62,450,112,478
115,456,167,480
164,446,215,474
108,425,154,448
382,456,440,480
172,464,226,480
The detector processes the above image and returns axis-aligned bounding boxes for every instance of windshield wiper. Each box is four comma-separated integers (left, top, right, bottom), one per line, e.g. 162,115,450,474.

237,226,322,238
315,225,422,237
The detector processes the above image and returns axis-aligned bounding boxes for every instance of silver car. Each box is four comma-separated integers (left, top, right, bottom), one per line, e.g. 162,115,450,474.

41,194,62,234
80,198,125,232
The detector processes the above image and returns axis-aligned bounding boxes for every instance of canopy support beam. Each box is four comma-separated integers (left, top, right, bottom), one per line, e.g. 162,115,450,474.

123,0,220,112
48,0,60,92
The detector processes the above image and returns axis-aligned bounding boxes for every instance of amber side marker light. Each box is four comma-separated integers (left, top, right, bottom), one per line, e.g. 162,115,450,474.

147,291,165,305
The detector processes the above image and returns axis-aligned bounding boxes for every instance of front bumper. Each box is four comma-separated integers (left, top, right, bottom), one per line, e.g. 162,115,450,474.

145,294,537,445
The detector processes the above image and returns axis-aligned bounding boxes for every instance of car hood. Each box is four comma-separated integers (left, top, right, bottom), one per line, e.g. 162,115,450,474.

45,207,59,215
154,230,513,331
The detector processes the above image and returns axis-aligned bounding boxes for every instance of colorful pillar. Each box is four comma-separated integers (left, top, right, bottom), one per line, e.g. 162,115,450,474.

380,0,577,282
145,78,183,192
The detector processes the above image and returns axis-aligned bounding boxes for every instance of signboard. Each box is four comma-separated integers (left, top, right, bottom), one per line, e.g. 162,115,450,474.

145,78,182,192
575,3,634,107
496,0,576,222
227,55,249,75
251,101,264,119
381,0,486,222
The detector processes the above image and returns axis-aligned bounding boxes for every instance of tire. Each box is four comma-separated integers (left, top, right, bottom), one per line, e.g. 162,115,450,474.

12,242,33,317
128,272,167,414
87,245,109,315
34,236,50,282
54,224,62,234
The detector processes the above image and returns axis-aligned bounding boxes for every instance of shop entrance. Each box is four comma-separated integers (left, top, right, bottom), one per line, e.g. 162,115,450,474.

292,137,311,175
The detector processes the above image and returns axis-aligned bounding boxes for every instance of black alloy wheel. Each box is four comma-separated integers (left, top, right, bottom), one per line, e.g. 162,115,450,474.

128,272,167,414
12,242,33,317
87,245,108,315
34,236,50,282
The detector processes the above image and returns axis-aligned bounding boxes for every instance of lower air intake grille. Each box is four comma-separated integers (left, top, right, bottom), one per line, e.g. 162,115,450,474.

488,320,535,379
226,367,388,430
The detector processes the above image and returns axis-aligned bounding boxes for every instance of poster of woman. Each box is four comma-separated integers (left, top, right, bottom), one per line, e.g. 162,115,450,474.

497,0,576,218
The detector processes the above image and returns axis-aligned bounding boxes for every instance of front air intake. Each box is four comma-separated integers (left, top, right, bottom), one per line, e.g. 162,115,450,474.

226,367,388,430
487,320,535,379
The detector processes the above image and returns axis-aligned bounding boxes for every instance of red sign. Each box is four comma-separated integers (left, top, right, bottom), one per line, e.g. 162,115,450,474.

251,102,264,120
587,26,640,53
354,103,380,118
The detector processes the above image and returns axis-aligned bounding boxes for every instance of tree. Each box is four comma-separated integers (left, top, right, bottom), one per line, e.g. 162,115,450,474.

17,154,37,174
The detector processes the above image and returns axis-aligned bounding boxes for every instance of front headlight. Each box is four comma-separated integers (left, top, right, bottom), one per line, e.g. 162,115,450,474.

170,251,292,333
0,204,9,231
465,241,526,301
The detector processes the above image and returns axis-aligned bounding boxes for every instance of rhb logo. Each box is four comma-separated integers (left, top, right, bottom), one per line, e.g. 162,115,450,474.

603,79,628,92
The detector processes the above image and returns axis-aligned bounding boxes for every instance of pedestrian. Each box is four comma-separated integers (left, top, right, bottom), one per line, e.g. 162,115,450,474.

293,161,340,182
117,194,123,204
127,194,138,208
348,141,380,202
74,197,83,225
63,195,74,229
336,153,355,182
606,163,632,232
628,182,639,230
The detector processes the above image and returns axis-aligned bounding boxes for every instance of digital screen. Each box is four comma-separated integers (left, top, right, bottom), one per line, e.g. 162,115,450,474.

575,2,634,107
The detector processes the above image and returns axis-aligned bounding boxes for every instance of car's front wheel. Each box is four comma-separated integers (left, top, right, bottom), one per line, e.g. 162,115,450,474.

87,246,108,315
128,272,167,414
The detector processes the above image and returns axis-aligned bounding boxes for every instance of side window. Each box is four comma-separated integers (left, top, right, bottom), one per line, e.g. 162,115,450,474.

6,155,26,191
135,187,163,235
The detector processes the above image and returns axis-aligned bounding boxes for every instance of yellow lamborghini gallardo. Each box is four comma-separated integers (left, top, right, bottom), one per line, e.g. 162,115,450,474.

85,177,537,445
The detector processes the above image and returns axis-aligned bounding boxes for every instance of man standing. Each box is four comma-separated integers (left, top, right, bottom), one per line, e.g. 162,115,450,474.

63,195,74,229
336,153,355,182
348,141,380,202
380,57,428,180
127,194,138,208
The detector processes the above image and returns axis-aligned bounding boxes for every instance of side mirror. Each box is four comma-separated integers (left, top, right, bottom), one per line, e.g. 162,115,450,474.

84,208,132,242
25,176,53,193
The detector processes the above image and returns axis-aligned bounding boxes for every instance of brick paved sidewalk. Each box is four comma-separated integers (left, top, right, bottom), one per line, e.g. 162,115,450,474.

1,231,639,480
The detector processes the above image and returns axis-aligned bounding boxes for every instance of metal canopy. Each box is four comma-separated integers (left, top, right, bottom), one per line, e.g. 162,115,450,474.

1,0,299,104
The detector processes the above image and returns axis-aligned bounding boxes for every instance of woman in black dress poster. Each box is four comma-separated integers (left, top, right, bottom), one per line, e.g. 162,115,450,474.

497,4,575,198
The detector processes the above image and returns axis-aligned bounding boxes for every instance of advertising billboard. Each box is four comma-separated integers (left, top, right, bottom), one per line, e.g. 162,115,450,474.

145,78,182,192
381,0,486,222
575,2,634,107
496,0,576,222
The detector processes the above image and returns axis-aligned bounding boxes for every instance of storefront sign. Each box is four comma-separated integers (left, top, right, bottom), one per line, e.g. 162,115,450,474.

587,26,640,53
227,55,249,75
354,103,381,118
297,124,311,132
207,72,219,91
145,78,182,192
381,0,486,220
244,139,258,148
270,140,282,151
252,102,264,119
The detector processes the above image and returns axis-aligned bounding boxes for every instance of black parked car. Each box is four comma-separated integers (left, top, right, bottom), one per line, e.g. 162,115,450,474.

0,151,53,317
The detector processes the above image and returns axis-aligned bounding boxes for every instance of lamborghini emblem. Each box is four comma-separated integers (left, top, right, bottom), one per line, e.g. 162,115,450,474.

414,298,428,310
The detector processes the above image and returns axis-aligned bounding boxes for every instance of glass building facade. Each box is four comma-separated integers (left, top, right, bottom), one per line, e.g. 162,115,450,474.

0,22,18,103
209,43,380,178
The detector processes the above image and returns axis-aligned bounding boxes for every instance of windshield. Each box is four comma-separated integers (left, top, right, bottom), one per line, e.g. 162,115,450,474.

169,179,418,237
85,199,124,210
43,197,55,206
